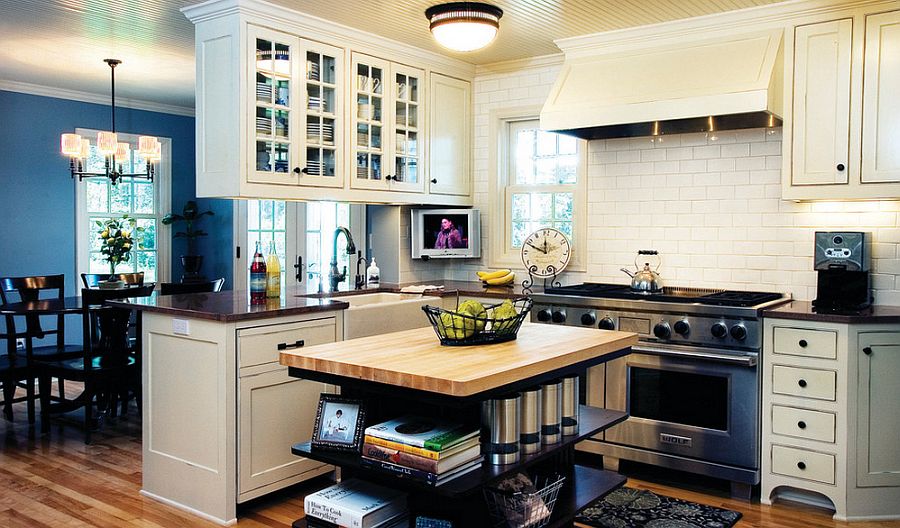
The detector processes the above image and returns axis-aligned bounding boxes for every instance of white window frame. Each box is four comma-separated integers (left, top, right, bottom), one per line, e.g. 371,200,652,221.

74,128,172,291
488,108,587,271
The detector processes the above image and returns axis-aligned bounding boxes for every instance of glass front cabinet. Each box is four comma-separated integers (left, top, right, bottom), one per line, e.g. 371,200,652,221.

351,53,425,193
249,26,343,188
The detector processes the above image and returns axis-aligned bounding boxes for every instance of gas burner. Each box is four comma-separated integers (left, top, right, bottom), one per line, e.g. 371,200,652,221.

543,282,784,308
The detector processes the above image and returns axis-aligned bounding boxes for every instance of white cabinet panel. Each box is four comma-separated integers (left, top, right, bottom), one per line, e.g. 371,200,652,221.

857,333,900,487
772,364,837,401
772,444,836,484
861,11,900,184
773,326,838,359
429,74,471,196
791,19,852,186
772,405,836,443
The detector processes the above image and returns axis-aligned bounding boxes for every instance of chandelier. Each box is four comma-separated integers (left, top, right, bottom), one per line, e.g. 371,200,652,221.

425,2,503,52
61,59,159,185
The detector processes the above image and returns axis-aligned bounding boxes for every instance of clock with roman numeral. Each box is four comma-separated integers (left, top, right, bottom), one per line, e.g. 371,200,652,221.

520,227,571,278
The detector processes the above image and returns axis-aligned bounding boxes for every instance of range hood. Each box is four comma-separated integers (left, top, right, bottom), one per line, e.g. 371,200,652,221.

541,29,784,140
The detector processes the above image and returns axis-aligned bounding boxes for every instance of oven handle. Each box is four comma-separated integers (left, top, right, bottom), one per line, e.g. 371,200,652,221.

631,344,758,367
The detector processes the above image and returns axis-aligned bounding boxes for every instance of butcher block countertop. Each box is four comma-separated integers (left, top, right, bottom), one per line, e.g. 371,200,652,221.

279,323,638,397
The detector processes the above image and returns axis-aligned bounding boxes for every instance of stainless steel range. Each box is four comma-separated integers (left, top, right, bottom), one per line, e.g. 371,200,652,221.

530,283,790,498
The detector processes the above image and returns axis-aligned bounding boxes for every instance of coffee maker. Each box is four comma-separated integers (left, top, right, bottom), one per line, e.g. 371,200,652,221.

812,231,872,312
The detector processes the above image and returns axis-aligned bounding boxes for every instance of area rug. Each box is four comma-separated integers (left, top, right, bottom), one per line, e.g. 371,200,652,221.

575,487,743,528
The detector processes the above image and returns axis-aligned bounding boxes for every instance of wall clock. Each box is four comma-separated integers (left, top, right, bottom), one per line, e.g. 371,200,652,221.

520,227,571,289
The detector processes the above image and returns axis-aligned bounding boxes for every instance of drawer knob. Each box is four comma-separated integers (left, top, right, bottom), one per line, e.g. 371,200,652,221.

797,420,807,429
798,379,808,388
863,347,872,356
798,339,808,348
836,163,845,171
797,461,807,470
277,339,305,351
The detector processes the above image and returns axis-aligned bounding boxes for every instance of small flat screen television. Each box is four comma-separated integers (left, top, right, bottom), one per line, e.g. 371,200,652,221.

411,208,481,259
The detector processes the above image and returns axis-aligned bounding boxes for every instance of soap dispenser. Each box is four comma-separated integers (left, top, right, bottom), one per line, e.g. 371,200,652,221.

366,258,380,286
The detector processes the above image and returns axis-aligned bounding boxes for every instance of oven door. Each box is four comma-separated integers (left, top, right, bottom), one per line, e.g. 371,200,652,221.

604,343,759,469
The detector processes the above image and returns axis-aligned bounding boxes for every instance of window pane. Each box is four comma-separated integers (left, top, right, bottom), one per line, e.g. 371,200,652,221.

533,193,552,221
558,134,577,155
554,193,574,221
248,200,260,230
133,182,154,214
535,158,556,185
537,130,557,156
110,182,132,213
90,253,109,274
260,200,274,230
307,202,321,230
137,219,157,250
515,129,536,184
555,221,573,239
86,181,108,213
512,222,529,248
275,201,286,230
558,155,578,184
512,193,530,221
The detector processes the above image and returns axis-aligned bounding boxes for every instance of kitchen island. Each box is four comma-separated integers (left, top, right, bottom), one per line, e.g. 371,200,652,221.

122,291,350,525
280,323,638,526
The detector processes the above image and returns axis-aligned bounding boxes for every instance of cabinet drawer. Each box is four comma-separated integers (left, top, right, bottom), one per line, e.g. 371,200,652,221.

772,405,836,443
772,327,837,359
771,444,835,484
772,365,836,401
238,318,336,368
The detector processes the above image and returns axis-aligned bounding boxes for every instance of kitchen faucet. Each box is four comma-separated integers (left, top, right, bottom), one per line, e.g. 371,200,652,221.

355,250,368,290
328,227,356,292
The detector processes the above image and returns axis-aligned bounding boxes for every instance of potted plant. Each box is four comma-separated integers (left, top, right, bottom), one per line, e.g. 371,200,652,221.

97,215,144,288
162,200,215,281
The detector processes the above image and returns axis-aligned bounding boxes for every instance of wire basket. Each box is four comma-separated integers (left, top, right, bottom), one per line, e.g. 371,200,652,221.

422,296,532,346
483,474,566,528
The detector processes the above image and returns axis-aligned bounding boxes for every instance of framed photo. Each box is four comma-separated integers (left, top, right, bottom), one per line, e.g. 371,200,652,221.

311,394,366,452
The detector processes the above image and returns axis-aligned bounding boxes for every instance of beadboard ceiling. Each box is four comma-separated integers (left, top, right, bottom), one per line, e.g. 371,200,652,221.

0,0,789,112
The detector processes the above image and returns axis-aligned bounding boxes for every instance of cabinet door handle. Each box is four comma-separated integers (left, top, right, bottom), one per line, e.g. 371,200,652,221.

837,163,845,171
798,379,808,388
863,347,872,356
277,339,305,350
797,461,807,470
797,420,807,429
798,339,808,348
295,167,306,175
431,178,437,184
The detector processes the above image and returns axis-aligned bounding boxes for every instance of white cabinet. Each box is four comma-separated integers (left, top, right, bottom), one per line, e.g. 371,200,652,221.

429,74,471,196
762,317,900,521
351,54,425,193
783,8,900,200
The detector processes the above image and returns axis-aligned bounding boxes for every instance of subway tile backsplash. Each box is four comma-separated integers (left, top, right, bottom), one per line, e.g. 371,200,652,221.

437,65,900,304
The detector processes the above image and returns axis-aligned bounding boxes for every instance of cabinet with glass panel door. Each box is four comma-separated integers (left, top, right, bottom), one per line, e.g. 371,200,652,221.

249,26,343,188
350,53,425,193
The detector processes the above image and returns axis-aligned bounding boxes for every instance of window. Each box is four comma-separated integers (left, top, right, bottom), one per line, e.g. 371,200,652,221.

492,117,585,268
246,199,288,295
305,202,351,284
75,130,171,284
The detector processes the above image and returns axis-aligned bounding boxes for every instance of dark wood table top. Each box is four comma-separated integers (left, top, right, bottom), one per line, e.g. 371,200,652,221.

0,296,95,315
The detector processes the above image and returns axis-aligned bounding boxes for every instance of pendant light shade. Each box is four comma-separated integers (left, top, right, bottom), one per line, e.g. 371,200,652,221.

425,2,503,52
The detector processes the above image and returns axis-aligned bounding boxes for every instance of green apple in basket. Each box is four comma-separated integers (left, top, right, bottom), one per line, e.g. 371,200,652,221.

491,299,519,334
437,300,487,340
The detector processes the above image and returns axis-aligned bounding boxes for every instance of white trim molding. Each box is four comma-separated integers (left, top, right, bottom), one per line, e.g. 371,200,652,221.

0,80,195,117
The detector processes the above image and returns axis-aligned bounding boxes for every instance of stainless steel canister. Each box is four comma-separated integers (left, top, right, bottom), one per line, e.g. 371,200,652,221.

561,374,580,436
540,379,562,445
485,394,520,465
519,386,542,454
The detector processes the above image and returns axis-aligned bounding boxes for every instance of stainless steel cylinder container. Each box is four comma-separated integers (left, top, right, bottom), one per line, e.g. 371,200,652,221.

561,374,580,436
540,380,562,445
485,394,520,465
519,386,542,454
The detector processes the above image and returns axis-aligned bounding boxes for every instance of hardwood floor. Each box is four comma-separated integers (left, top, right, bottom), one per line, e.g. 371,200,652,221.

1,384,898,527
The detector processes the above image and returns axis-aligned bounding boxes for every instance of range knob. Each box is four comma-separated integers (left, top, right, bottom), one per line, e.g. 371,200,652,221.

551,309,567,324
711,322,728,339
598,317,616,330
537,309,552,322
673,320,690,336
730,324,747,341
653,322,672,340
580,312,597,326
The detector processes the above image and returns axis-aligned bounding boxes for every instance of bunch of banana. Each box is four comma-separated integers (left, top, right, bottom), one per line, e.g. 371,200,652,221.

476,268,516,286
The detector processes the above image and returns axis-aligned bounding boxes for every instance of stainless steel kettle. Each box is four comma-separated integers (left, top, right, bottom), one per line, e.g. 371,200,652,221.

621,250,664,292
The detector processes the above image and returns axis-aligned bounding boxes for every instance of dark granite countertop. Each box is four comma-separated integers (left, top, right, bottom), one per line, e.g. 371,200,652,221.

305,279,538,300
763,300,900,324
111,289,350,322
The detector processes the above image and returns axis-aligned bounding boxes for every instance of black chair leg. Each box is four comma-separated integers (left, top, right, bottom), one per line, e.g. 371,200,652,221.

84,386,93,444
57,378,65,400
38,374,50,434
25,373,35,424
2,379,13,421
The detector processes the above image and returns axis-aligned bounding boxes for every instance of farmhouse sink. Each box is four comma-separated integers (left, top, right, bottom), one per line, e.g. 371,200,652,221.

323,292,434,339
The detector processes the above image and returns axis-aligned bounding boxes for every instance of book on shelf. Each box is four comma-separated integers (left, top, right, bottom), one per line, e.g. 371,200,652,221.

362,442,482,474
364,416,479,451
363,435,479,461
305,514,409,528
359,455,483,486
303,478,407,528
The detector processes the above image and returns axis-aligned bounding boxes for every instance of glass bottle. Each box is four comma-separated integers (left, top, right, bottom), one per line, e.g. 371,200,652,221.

250,241,267,305
266,241,281,298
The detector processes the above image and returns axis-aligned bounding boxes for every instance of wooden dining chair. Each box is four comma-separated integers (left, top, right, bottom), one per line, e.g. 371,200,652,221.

159,278,225,295
0,274,83,423
80,272,145,288
38,284,155,443
0,313,28,421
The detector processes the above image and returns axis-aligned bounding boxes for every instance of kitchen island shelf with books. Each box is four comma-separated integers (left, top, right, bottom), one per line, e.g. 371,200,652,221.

292,405,627,497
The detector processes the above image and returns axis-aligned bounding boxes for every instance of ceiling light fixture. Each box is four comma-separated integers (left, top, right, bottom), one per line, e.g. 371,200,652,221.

425,2,503,52
61,59,159,185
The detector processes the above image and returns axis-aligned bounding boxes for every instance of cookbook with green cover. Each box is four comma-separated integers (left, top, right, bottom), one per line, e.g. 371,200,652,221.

364,415,479,451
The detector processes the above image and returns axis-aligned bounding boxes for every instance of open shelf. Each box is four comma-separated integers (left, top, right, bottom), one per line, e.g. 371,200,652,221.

291,405,626,498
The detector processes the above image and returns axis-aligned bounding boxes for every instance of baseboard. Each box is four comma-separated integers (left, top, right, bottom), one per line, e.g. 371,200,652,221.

140,489,237,526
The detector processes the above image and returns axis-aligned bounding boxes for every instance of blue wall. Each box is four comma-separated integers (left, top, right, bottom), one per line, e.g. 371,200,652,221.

0,90,233,292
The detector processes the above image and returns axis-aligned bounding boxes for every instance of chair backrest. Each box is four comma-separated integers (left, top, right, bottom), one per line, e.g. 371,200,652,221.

159,278,225,295
0,274,67,352
81,285,155,363
81,272,145,288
